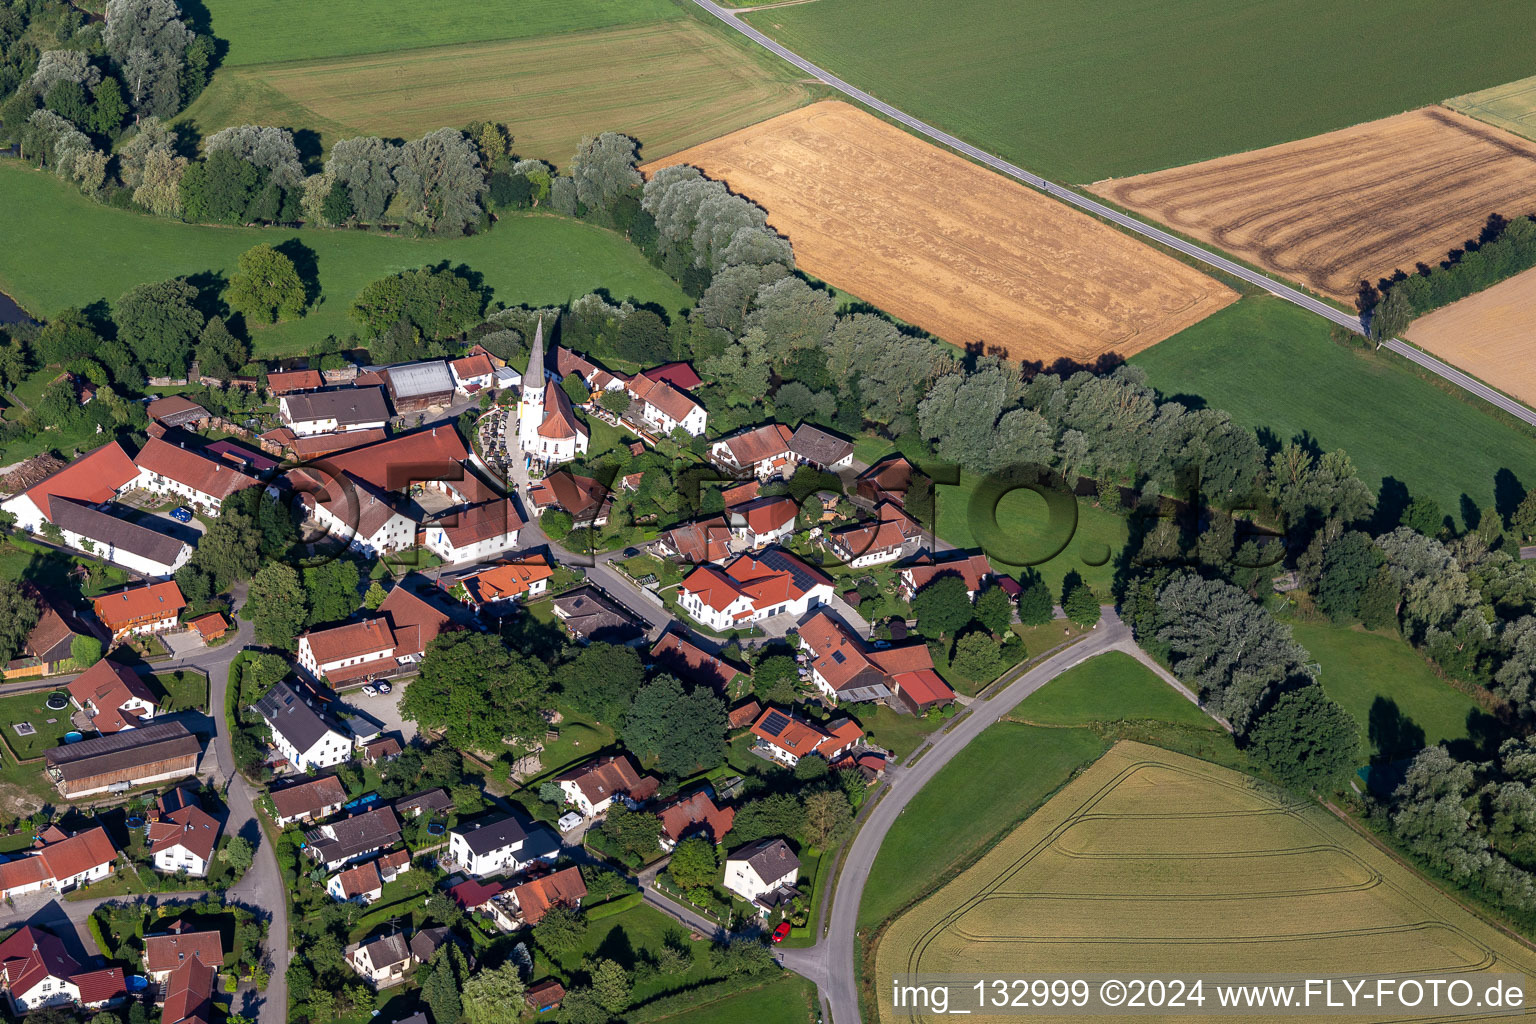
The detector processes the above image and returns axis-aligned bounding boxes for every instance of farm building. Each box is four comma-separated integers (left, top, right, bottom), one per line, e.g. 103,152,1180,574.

132,438,260,514
789,424,854,471
384,361,455,413
279,387,391,437
91,581,187,642
266,370,325,396
3,584,97,679
145,396,210,430
44,721,202,796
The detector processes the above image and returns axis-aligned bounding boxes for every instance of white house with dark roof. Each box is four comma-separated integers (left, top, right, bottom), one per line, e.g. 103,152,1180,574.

303,806,402,871
253,681,352,772
724,837,800,914
279,387,391,437
345,932,412,989
448,812,558,878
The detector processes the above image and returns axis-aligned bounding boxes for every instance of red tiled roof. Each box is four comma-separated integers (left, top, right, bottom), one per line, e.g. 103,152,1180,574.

67,660,156,722
378,582,451,658
267,370,324,394
145,930,224,974
269,775,347,820
626,372,699,424
189,612,226,639
736,496,798,537
378,848,410,873
657,791,735,844
557,756,658,808
334,859,383,898
262,427,389,459
145,396,208,425
451,354,494,380
829,502,920,558
146,804,219,863
136,437,259,500
552,347,598,380
720,480,761,508
725,550,831,606
434,498,524,548
530,471,607,520
727,700,761,730
679,565,747,614
751,707,863,760
366,737,402,761
320,427,471,494
718,424,793,467
73,966,126,1004
902,553,995,594
449,878,505,910
91,581,186,631
888,668,954,707
301,617,395,666
39,826,117,880
0,926,77,1000
650,630,741,691
457,557,554,603
537,382,584,440
23,441,139,520
0,857,50,893
798,611,881,692
640,362,702,391
160,957,215,1024
512,866,587,924
657,516,729,564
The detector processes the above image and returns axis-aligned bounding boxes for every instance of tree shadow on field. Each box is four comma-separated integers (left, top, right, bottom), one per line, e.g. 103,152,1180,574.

274,238,322,307
1494,468,1525,528
1367,697,1424,765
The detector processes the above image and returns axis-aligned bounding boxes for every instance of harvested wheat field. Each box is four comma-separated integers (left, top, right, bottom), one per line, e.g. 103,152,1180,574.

877,742,1536,1023
1092,108,1536,304
182,21,809,165
643,102,1235,364
1405,264,1536,406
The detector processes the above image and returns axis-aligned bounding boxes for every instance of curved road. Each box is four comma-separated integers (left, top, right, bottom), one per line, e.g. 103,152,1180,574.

691,0,1536,430
783,610,1146,1024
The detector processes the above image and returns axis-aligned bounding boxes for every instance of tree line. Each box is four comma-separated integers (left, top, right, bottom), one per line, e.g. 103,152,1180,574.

1367,215,1536,339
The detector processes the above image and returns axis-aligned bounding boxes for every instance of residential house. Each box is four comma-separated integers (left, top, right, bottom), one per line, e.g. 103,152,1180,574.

0,827,118,899
364,737,402,764
528,470,610,527
66,659,158,732
443,557,554,611
898,553,996,601
724,837,800,914
656,790,735,852
304,806,402,871
145,397,210,430
92,581,187,643
0,441,139,534
556,756,659,817
159,958,214,1024
624,371,706,437
131,438,259,514
43,723,201,797
518,322,589,466
652,516,730,565
649,629,741,693
510,866,587,925
729,496,799,549
145,800,219,877
279,387,391,437
296,580,453,684
2,584,96,679
855,455,918,508
789,425,854,471
550,587,645,645
345,932,413,989
749,707,863,768
269,774,347,827
450,353,496,394
143,928,223,984
327,849,410,904
797,611,890,704
710,424,794,479
407,927,453,965
266,370,325,396
448,812,558,878
384,361,456,413
254,681,352,771
677,549,834,632
0,926,124,1013
420,498,524,564
825,502,923,568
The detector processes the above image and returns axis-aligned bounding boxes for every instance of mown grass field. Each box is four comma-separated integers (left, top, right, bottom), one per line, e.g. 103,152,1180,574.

630,975,816,1024
1131,296,1536,517
1014,651,1216,731
876,742,1536,1016
204,0,681,66
858,722,1106,930
178,21,811,166
0,165,690,358
1290,620,1483,761
742,0,1536,182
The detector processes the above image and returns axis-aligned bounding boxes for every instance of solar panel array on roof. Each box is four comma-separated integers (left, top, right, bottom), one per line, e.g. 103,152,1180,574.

757,548,821,592
761,711,791,736
831,651,846,664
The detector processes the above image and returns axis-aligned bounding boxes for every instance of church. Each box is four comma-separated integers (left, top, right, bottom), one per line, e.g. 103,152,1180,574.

517,317,590,468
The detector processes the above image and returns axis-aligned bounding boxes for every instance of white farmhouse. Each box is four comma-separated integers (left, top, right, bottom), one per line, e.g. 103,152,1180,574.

279,387,391,437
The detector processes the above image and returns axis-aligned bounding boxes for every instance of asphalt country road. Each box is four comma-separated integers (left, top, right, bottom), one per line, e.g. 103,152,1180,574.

691,0,1536,430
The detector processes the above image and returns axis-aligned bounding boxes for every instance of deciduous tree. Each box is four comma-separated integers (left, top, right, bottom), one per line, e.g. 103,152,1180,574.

227,244,306,324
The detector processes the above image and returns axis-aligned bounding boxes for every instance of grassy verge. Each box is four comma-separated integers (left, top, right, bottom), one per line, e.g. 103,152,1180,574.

627,972,817,1024
1012,650,1215,730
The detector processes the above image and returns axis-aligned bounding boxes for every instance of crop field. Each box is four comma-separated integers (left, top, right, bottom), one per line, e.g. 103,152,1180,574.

1131,296,1536,518
203,0,681,66
646,103,1235,363
1404,264,1536,407
1092,108,1536,303
1290,621,1483,762
742,0,1536,183
877,742,1536,1022
178,21,811,166
0,165,689,359
1446,74,1536,143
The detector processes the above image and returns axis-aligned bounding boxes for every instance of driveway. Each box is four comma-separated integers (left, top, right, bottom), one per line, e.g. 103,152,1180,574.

333,682,417,744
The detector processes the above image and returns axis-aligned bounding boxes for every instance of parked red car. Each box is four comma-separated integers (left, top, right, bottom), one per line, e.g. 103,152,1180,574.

771,921,792,944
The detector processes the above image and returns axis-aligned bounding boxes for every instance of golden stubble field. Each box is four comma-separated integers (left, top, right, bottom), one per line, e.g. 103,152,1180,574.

643,102,1235,365
876,742,1536,1023
178,21,810,165
1092,107,1536,304
1405,263,1536,406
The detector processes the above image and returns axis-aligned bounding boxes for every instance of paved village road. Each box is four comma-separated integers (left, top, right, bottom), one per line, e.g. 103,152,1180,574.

691,0,1536,429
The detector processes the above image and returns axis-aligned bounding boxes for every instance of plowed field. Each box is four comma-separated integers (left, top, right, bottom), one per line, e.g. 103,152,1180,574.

1092,108,1536,303
643,102,1235,365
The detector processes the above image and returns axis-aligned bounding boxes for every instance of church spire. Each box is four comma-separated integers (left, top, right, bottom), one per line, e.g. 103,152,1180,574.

524,315,545,385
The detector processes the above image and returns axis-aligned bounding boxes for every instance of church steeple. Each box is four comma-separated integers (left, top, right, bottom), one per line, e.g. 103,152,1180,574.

524,314,545,386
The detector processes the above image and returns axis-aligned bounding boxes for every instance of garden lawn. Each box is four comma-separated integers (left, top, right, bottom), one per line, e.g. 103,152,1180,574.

1133,296,1536,517
743,0,1536,182
1015,651,1217,730
0,165,691,358
1289,620,1483,761
205,0,682,66
151,671,208,712
628,973,816,1024
545,904,718,1006
858,722,1106,930
0,691,77,760
845,703,945,760
0,537,132,599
